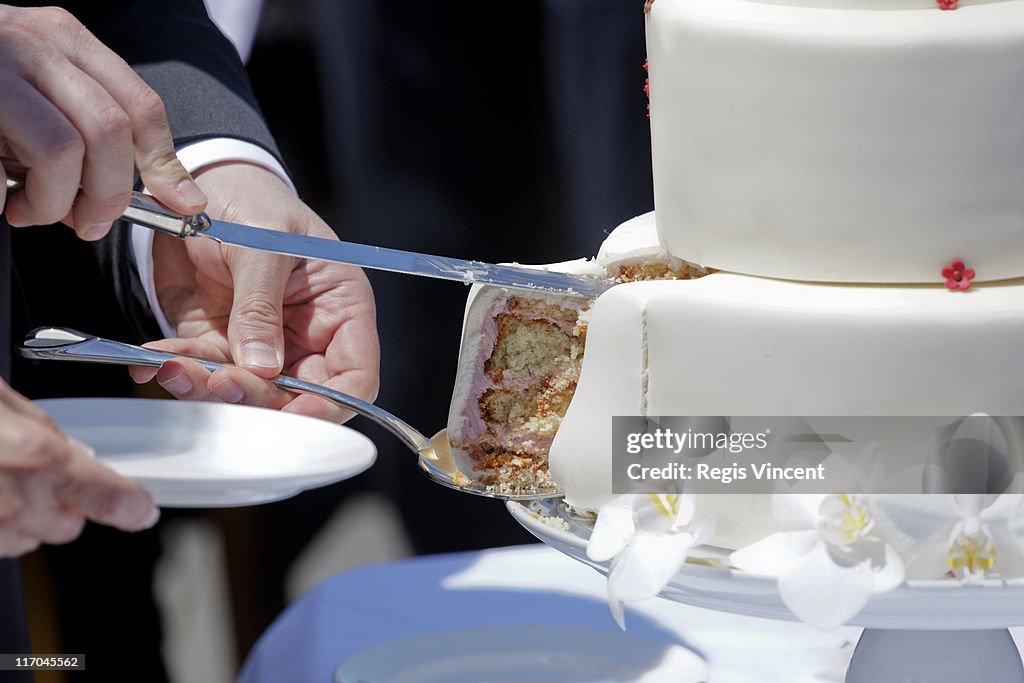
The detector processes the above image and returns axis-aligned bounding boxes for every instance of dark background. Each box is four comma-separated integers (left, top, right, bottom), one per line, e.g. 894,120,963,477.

9,0,653,679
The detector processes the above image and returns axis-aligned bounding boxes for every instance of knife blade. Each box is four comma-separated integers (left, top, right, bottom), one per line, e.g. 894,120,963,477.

185,215,612,298
4,175,613,299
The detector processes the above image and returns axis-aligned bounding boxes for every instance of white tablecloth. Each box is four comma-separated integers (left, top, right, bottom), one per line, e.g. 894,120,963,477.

239,544,871,682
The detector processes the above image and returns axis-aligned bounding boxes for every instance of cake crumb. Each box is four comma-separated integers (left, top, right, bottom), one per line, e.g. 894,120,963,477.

616,260,711,282
530,511,570,532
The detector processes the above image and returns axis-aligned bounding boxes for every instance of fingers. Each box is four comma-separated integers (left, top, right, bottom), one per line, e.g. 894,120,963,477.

148,357,349,424
127,337,231,385
0,530,41,559
281,393,352,424
322,294,381,405
154,358,214,401
227,250,291,378
0,6,205,234
0,401,159,559
0,378,55,424
154,358,294,411
277,354,362,424
56,17,206,216
13,473,86,544
27,62,132,239
55,440,159,532
0,80,83,228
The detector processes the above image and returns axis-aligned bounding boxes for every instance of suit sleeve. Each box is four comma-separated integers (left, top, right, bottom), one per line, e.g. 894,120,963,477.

75,0,281,157
62,0,285,341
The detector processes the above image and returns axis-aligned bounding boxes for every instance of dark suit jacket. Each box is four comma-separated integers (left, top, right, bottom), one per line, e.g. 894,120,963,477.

2,0,281,665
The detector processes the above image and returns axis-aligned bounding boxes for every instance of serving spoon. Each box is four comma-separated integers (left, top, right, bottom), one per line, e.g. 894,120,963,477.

19,327,563,502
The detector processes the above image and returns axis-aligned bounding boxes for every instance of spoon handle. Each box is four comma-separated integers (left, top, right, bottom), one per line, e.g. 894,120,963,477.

19,327,434,458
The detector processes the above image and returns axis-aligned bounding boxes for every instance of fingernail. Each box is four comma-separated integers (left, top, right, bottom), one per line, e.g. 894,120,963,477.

176,178,206,207
142,506,161,529
240,341,281,370
210,379,244,404
160,370,193,397
81,222,112,241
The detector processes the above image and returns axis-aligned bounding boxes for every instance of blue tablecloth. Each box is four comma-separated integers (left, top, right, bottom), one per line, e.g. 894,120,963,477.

237,545,859,683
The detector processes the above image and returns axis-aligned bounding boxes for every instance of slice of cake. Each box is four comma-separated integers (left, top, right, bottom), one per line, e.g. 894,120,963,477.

447,213,708,495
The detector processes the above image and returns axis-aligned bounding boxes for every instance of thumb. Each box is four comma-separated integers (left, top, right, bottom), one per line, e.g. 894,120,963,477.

136,148,207,218
227,250,291,378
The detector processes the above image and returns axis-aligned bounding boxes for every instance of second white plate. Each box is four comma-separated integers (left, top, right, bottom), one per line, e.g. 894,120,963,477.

39,398,376,507
334,626,707,683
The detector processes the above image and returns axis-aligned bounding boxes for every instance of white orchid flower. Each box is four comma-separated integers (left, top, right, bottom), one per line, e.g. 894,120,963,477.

730,446,904,630
871,492,1024,582
587,493,714,629
870,416,1024,582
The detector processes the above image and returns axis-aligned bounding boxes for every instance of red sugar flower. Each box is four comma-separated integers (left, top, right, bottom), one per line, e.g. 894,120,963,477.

942,260,975,291
643,59,650,117
937,0,958,9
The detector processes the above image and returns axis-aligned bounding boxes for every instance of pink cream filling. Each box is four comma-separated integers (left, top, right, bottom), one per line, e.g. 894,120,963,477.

453,296,580,459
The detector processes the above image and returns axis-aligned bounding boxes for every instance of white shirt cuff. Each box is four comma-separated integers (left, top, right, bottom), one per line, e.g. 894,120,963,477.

130,139,294,339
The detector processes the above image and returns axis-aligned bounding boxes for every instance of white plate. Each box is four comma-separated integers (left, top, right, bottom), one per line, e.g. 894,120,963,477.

38,398,376,507
334,626,707,683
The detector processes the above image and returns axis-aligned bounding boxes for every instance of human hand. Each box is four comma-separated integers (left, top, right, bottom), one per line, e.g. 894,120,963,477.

0,5,206,239
0,379,159,557
130,162,380,422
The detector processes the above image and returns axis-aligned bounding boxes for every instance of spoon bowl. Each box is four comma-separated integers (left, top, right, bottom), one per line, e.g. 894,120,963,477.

421,429,563,501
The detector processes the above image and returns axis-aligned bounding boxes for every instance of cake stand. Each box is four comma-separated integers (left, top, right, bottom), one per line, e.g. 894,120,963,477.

509,499,1024,683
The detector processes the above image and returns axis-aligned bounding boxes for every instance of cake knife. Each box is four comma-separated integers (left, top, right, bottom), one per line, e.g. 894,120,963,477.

4,176,613,299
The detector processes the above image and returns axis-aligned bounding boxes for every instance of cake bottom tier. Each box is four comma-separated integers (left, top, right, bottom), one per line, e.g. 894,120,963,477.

549,272,1024,549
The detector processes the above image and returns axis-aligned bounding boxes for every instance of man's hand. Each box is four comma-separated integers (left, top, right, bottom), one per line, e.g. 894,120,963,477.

0,380,159,558
130,163,380,422
0,5,206,239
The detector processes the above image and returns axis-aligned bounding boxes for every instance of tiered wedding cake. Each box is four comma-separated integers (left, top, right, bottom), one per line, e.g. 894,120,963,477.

448,0,1024,626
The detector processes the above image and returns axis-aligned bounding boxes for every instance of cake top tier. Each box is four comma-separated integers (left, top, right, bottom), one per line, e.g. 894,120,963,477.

742,0,998,9
647,0,1024,284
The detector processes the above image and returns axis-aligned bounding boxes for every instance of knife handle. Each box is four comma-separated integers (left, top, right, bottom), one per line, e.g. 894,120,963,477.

4,168,209,238
122,191,210,238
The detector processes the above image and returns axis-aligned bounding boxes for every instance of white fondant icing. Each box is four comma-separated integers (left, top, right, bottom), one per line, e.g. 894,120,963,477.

647,0,1024,282
596,212,676,268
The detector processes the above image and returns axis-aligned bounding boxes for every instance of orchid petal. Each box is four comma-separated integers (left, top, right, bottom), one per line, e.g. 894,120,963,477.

778,542,874,630
606,555,627,630
871,543,907,593
587,496,637,562
730,530,819,576
772,494,822,530
869,494,961,557
984,526,1024,577
902,541,957,581
953,494,985,520
981,492,1024,528
672,492,697,528
609,530,699,603
691,516,715,547
1006,496,1024,552
633,495,681,536
814,454,862,494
